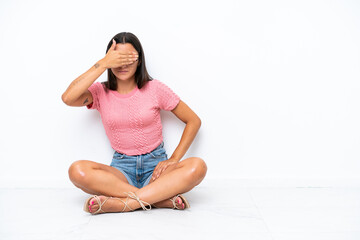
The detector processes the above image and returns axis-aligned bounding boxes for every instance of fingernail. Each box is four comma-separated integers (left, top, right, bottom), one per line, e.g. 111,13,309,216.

90,200,94,205
89,205,92,212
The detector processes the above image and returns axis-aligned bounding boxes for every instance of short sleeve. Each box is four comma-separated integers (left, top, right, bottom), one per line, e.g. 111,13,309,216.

86,82,103,110
154,80,180,111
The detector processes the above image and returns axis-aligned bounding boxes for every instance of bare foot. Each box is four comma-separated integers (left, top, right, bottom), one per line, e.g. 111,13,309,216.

88,196,134,214
152,196,186,209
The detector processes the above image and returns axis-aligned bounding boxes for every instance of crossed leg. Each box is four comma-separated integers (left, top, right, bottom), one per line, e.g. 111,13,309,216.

68,157,207,213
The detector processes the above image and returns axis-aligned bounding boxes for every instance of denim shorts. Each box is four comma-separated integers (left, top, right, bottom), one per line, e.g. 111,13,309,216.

110,142,168,188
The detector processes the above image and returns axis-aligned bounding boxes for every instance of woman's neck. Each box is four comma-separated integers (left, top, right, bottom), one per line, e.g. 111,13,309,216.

116,78,137,94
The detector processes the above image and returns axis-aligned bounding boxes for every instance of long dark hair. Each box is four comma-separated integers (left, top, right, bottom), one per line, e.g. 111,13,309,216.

103,32,152,90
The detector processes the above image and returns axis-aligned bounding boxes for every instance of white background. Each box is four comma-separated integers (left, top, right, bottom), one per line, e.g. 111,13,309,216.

0,0,359,187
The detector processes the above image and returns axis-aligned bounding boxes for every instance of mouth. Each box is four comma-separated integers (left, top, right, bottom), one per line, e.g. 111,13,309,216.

118,70,128,73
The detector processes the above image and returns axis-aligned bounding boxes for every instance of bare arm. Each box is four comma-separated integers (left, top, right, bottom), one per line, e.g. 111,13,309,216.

169,100,201,162
61,39,138,107
151,100,201,180
61,60,107,106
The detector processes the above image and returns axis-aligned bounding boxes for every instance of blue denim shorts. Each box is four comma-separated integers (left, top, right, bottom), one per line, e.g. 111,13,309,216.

110,142,168,188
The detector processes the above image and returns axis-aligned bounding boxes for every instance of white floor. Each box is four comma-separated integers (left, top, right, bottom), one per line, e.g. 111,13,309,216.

1,179,360,240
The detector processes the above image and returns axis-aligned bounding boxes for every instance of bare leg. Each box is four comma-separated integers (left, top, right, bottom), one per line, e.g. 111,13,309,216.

89,157,207,213
68,160,189,209
68,160,138,198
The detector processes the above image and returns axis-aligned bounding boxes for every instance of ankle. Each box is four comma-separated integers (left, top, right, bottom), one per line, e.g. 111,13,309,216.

123,192,152,211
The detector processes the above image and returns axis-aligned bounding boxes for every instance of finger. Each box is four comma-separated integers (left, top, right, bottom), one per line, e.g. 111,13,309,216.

119,56,132,62
152,172,158,180
121,61,135,67
118,54,138,62
156,166,168,178
153,165,159,174
128,55,138,61
110,39,116,51
156,169,163,178
119,58,136,66
152,165,161,178
153,164,164,179
115,51,137,57
117,51,137,56
124,57,137,62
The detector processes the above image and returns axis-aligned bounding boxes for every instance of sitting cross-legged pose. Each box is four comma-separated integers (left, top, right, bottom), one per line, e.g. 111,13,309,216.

61,32,207,214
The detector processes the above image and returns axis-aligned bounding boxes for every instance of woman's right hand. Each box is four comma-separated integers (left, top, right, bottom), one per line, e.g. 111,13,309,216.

101,39,138,69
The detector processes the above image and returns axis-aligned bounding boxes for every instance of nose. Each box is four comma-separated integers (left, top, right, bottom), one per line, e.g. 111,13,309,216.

118,65,128,70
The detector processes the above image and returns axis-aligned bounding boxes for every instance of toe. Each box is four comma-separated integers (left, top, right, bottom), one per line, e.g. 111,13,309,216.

176,197,184,209
90,201,100,213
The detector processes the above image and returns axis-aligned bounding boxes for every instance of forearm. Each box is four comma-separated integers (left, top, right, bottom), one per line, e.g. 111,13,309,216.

61,59,107,104
170,119,201,162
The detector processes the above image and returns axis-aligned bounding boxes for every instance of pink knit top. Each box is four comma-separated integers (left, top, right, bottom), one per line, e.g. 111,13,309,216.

87,79,180,155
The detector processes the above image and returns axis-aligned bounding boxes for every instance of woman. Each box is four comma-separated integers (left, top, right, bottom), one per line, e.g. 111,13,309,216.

62,32,207,214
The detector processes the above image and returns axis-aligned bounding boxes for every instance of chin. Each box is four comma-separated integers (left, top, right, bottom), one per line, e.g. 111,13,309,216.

116,75,134,82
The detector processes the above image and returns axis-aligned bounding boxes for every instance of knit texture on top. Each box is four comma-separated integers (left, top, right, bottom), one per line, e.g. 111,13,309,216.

87,79,180,155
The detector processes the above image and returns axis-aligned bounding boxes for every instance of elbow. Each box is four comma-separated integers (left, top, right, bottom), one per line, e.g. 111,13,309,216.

61,93,72,106
197,116,201,128
185,115,201,130
193,115,201,129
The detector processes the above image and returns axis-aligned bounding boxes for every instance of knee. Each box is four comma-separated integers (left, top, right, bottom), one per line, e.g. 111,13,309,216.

68,160,90,185
187,157,207,182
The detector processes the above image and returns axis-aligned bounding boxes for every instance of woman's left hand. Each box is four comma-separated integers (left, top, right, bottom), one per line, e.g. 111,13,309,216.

152,158,178,181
